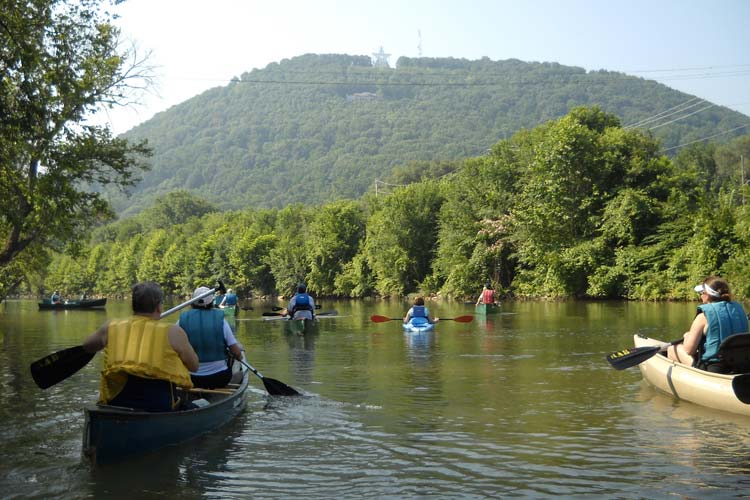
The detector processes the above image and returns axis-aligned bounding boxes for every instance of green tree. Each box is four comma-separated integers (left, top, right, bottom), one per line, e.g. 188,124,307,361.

306,200,366,295
0,0,152,299
364,182,444,296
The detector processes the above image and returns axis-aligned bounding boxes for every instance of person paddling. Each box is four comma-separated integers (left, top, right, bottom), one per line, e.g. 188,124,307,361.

82,282,199,412
475,282,496,306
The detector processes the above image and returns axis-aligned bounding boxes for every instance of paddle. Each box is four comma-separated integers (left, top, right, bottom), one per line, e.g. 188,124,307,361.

438,315,474,323
271,304,321,311
234,357,301,396
263,310,338,321
30,281,227,389
370,314,473,323
606,338,683,370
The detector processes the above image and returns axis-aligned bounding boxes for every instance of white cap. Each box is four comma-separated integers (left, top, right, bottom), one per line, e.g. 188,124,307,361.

192,286,214,306
694,283,720,298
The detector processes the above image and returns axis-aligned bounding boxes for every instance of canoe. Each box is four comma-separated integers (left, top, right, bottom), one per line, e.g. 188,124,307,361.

38,298,107,310
634,334,750,417
474,303,500,315
82,361,249,465
403,317,434,333
221,305,238,317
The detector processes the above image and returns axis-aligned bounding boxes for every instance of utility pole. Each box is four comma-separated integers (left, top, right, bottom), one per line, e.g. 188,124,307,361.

742,154,746,205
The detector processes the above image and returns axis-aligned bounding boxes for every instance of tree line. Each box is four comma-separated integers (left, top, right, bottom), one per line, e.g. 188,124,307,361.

39,107,750,301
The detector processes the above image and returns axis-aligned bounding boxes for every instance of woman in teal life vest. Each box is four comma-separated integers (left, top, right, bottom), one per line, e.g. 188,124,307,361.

667,276,749,372
178,286,243,388
403,296,438,325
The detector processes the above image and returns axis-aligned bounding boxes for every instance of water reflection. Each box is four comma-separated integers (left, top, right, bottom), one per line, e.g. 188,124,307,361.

6,299,750,497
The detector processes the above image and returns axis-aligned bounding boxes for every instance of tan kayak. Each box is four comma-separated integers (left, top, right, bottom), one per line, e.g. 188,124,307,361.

634,334,750,417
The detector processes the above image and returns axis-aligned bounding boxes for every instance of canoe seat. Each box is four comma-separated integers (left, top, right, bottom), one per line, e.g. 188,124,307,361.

718,333,750,374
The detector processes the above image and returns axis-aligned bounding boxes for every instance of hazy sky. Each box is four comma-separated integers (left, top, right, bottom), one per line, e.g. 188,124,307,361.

97,0,750,135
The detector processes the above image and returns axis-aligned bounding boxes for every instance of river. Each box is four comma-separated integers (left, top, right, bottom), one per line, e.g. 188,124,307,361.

1,299,749,498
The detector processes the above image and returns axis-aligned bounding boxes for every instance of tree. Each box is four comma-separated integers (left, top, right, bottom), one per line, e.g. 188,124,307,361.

305,200,366,295
0,0,152,299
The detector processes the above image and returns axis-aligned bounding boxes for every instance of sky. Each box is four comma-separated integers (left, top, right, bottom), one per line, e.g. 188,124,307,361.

96,0,750,135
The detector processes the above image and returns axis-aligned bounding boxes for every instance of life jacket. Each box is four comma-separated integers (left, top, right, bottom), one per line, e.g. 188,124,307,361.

411,305,427,318
481,289,495,304
291,293,313,314
224,293,238,306
213,295,224,307
178,309,226,362
699,301,749,363
99,316,193,405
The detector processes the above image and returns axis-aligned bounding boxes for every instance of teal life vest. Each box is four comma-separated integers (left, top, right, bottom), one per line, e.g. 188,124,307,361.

224,293,238,306
178,309,226,362
698,301,749,363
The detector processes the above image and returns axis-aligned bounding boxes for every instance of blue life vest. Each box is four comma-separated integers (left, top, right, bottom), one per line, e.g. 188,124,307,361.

291,293,313,315
224,293,238,306
411,305,427,318
178,309,226,362
698,301,749,363
213,295,223,307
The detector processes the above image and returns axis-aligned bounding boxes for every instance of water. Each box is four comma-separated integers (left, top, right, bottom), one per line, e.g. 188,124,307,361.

2,299,750,498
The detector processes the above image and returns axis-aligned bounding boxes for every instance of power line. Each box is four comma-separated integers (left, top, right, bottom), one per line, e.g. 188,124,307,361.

660,123,750,153
624,97,704,128
647,103,715,130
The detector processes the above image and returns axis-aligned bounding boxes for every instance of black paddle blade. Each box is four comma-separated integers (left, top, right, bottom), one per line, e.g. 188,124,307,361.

732,374,750,404
30,345,95,389
606,345,661,370
262,377,302,396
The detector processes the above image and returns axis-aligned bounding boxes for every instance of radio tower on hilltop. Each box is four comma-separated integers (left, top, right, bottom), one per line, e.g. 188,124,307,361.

371,46,390,68
418,30,422,57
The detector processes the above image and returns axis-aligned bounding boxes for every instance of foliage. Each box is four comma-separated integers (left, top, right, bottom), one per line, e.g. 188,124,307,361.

34,110,750,303
109,54,748,215
0,0,152,299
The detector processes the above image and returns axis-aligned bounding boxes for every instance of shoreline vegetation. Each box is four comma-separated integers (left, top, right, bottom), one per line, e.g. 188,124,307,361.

13,108,750,303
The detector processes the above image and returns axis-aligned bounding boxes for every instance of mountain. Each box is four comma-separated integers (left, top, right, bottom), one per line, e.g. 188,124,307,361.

110,54,748,216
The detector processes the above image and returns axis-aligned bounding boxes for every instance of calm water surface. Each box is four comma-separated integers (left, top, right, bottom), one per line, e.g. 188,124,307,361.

2,299,750,498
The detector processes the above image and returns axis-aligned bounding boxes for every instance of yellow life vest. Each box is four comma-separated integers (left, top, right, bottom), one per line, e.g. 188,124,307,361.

99,316,193,404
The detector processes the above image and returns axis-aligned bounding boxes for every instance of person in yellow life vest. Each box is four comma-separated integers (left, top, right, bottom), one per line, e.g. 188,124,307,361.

82,281,199,412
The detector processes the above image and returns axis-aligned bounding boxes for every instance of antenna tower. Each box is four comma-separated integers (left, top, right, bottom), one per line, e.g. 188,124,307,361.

371,46,391,68
418,30,422,57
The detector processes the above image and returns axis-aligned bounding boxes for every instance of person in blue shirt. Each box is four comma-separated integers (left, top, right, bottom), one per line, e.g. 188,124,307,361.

284,283,316,320
403,296,438,324
668,276,749,372
50,290,61,304
179,286,243,388
219,288,238,313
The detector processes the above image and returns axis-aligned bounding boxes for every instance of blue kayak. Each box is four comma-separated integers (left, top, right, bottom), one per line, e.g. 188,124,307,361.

403,317,434,332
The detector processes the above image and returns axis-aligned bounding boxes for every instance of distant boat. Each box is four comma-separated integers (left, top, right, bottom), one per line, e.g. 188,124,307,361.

475,303,500,315
38,298,107,310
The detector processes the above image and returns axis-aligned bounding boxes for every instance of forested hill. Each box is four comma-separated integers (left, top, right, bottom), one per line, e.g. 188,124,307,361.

112,54,748,215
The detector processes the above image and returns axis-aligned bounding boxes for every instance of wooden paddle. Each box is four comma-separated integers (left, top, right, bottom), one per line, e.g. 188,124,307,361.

234,357,301,396
606,338,683,370
370,314,474,323
30,281,227,390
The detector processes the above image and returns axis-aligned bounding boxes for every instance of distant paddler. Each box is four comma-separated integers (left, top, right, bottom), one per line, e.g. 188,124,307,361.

220,288,239,316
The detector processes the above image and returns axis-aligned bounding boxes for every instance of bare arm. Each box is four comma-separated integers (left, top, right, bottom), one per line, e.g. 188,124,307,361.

168,325,200,372
82,322,110,353
682,313,707,355
668,313,707,365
